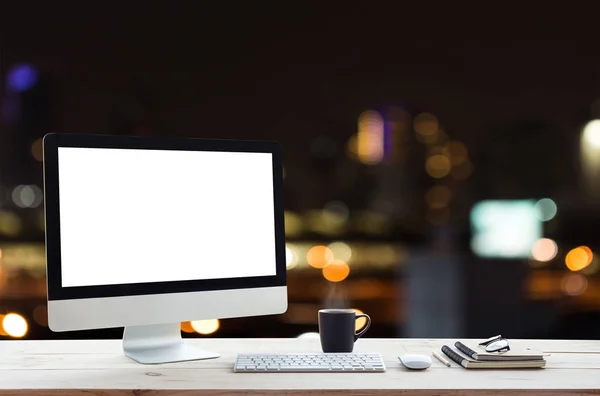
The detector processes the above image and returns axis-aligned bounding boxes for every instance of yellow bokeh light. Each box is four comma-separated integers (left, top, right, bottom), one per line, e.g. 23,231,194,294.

425,155,451,178
284,211,303,237
357,110,384,165
447,141,468,165
425,185,452,208
347,134,359,159
565,247,592,271
328,241,352,262
307,245,334,269
414,113,439,136
351,308,367,331
322,259,350,282
583,256,600,275
531,238,558,262
0,211,22,237
191,319,220,335
2,313,28,338
582,119,600,148
31,138,43,162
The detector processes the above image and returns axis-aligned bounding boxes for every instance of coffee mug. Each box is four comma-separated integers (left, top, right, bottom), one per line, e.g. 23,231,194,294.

318,309,372,353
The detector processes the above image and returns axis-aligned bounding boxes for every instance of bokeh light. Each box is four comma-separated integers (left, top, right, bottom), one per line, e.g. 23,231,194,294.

580,246,593,264
582,119,600,148
191,319,220,335
2,313,28,338
582,256,600,275
12,185,42,208
414,113,439,137
347,134,359,159
284,211,303,237
351,308,367,331
534,198,557,222
531,238,558,262
565,247,593,271
425,154,451,178
297,332,320,339
327,241,352,262
322,259,350,282
560,273,588,296
307,246,334,269
31,138,43,162
180,321,195,333
285,245,297,269
425,185,452,208
0,315,6,336
0,211,22,236
447,141,468,165
6,63,39,92
322,200,349,226
357,110,384,165
33,305,48,326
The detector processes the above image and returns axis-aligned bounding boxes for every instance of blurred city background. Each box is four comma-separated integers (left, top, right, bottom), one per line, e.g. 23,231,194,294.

1,3,600,341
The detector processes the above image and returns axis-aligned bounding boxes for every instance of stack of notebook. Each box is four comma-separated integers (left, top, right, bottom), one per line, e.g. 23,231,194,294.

441,341,548,369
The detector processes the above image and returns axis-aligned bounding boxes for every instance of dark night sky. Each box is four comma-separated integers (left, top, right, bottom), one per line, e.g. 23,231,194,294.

2,2,600,142
2,2,600,200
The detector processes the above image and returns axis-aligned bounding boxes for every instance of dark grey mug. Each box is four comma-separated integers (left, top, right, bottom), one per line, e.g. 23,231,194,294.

318,309,372,353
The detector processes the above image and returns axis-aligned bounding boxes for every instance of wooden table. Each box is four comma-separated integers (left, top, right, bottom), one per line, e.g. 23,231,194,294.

0,338,599,395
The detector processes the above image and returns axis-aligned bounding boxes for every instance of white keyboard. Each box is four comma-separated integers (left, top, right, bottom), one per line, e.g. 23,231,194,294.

234,353,386,372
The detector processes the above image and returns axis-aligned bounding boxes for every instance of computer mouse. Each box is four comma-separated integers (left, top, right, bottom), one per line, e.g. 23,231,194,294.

398,354,432,370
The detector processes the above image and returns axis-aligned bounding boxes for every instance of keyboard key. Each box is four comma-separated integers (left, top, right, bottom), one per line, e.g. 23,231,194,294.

234,353,385,372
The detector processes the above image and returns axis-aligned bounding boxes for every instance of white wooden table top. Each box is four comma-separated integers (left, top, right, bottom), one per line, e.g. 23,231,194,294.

0,338,599,395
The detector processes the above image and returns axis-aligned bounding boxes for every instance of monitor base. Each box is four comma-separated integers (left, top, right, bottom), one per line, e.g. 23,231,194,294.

122,323,220,364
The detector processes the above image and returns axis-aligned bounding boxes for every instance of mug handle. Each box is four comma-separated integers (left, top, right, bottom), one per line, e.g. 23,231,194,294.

354,314,371,341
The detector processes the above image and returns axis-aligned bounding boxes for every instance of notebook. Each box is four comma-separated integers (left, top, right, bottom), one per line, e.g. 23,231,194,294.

441,345,546,369
454,341,547,361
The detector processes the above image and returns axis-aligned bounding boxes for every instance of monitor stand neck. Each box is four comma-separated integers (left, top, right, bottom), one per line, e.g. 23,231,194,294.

122,323,220,364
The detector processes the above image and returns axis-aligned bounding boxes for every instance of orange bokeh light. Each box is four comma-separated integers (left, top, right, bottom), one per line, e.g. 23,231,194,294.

579,246,593,265
180,321,195,333
307,246,334,269
565,247,592,271
351,308,367,331
0,314,6,336
322,259,350,282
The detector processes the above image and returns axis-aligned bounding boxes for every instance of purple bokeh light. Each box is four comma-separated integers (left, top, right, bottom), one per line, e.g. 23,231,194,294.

6,63,39,92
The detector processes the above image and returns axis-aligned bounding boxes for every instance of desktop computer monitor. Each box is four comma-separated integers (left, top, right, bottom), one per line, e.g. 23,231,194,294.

42,133,287,364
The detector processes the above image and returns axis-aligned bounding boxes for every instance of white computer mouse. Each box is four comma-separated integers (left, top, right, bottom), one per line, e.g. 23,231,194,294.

399,354,432,370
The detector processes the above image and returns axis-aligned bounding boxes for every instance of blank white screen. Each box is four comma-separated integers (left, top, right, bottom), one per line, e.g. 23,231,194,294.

57,147,277,287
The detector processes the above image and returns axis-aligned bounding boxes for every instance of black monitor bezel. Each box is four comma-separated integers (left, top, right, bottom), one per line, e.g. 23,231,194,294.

43,133,286,301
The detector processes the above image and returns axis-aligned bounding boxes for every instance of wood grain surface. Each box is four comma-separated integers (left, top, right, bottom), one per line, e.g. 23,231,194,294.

0,338,599,396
